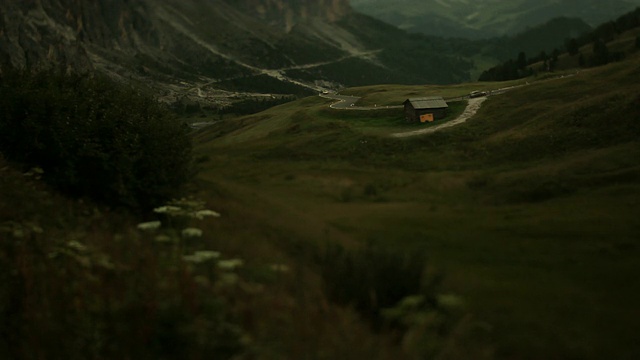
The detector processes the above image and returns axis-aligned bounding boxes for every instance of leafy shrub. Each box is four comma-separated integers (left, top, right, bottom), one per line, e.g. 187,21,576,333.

0,70,192,209
0,166,245,359
317,243,440,328
314,243,475,358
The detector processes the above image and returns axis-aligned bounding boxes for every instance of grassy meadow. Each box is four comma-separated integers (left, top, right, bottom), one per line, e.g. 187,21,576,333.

2,54,639,359
193,54,640,359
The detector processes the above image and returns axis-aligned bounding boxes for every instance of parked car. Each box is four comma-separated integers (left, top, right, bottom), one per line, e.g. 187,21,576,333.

469,90,487,98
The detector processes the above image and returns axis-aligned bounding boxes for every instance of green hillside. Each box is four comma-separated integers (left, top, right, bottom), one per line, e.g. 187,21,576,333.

351,0,640,39
480,7,640,81
2,51,639,359
193,53,640,359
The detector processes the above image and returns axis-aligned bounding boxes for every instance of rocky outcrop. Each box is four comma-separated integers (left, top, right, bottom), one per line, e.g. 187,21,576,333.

0,0,357,77
0,0,359,105
227,0,351,31
0,0,474,105
0,0,158,71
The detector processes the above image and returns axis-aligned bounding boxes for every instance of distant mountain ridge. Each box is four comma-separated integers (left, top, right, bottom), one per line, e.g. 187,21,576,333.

229,0,351,30
350,0,640,39
0,0,473,108
1,0,612,110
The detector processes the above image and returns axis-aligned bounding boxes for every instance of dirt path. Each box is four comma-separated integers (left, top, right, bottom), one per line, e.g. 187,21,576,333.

390,96,488,138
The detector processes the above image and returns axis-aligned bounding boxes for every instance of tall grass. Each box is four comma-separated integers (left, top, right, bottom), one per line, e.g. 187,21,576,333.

189,54,640,359
0,70,193,209
0,162,246,359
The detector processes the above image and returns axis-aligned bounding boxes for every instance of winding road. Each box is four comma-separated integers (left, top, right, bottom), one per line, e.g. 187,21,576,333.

390,97,487,138
320,93,403,110
321,78,554,137
321,92,488,137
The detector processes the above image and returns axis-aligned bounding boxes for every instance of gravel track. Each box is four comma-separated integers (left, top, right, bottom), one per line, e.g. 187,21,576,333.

390,97,488,138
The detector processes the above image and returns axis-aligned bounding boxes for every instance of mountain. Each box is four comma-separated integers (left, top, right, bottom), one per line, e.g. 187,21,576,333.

485,16,593,62
0,0,474,109
479,7,640,81
350,0,640,39
504,17,591,56
186,53,640,359
229,0,352,30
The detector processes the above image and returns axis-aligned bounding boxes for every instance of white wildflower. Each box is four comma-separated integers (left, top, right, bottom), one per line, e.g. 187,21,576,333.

194,209,221,219
181,227,203,238
95,254,115,270
194,250,221,260
23,222,44,234
137,221,161,231
182,250,221,264
23,167,44,179
153,205,182,214
269,264,290,273
67,240,88,252
217,258,244,271
437,294,464,310
154,234,174,243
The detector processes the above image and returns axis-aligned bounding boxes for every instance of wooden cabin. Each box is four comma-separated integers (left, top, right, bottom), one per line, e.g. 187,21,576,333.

403,97,448,123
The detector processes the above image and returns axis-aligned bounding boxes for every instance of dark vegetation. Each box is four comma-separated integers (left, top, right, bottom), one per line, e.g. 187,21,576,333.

0,162,247,359
0,70,464,359
173,95,297,119
485,17,592,62
212,74,314,97
193,53,640,359
336,13,475,84
220,96,297,116
0,152,460,359
334,13,598,85
0,70,192,209
480,7,640,81
1,7,640,360
315,101,467,130
276,31,346,65
318,243,439,327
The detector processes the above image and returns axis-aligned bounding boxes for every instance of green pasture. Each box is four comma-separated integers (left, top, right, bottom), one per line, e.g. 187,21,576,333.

194,55,640,359
340,80,526,106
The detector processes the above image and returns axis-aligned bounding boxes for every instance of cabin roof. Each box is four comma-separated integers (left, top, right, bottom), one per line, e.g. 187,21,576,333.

404,97,448,109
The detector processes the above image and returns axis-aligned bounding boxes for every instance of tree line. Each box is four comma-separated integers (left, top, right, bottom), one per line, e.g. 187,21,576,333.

479,7,640,82
0,70,193,210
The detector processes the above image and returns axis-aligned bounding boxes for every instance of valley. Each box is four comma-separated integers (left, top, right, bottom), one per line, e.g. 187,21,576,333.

2,1,640,359
351,0,640,39
192,54,640,359
0,0,474,112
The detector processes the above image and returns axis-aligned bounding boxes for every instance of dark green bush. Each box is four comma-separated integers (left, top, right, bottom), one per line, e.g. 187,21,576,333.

0,70,192,209
317,243,440,328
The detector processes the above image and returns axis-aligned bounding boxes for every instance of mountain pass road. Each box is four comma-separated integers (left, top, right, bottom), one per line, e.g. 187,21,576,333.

320,93,402,110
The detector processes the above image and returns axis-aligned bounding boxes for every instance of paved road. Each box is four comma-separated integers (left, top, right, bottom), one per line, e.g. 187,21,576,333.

390,97,488,138
189,121,219,130
322,79,552,137
321,94,361,109
321,93,403,110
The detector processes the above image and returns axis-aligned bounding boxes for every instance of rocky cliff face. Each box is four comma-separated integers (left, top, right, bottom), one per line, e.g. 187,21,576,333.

0,0,474,107
0,0,354,74
0,0,362,106
0,0,158,71
229,0,351,31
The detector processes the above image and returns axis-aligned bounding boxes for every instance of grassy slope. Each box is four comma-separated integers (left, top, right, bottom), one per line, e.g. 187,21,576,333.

0,157,408,359
194,54,640,359
339,79,526,106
